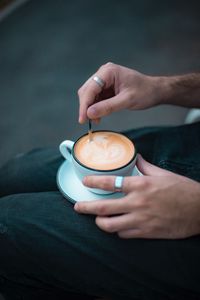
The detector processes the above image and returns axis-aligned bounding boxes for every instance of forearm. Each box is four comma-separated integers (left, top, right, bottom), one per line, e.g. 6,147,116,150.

155,73,200,108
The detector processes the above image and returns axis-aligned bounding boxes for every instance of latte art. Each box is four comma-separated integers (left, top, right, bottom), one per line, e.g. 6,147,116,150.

74,131,135,170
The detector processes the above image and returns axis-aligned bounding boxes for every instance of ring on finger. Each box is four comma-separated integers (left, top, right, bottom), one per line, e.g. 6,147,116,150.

114,176,124,192
93,76,105,88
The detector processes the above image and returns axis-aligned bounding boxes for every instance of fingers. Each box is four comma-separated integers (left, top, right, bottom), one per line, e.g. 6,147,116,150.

87,93,128,119
79,156,173,198
95,213,137,233
75,200,157,238
75,200,141,234
74,197,130,216
78,63,115,123
82,175,143,194
74,175,140,216
82,175,116,192
78,78,102,124
137,154,173,176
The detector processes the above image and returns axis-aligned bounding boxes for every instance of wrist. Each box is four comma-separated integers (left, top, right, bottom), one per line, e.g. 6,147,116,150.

151,73,200,107
150,76,173,105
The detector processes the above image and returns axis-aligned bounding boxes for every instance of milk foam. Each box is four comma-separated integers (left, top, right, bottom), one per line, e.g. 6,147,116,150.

74,132,134,170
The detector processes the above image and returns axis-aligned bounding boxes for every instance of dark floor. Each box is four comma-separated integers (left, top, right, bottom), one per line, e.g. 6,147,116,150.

0,0,200,167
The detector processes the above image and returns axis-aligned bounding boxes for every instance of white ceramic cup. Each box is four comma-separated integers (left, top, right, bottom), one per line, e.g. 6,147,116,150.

59,131,137,194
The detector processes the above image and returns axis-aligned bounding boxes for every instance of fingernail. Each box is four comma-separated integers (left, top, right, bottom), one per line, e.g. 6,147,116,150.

82,176,88,186
74,203,79,211
79,116,84,124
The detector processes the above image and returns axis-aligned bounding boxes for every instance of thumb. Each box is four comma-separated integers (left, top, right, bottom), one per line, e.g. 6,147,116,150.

137,154,173,176
87,93,127,119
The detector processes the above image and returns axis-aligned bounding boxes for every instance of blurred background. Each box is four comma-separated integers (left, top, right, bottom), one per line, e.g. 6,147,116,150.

0,1,200,299
0,0,200,167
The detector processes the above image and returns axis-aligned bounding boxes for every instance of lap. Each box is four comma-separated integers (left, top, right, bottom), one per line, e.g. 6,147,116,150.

0,123,200,299
0,191,200,299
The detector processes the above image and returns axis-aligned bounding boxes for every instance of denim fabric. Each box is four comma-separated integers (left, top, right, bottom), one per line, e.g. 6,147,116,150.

0,123,200,300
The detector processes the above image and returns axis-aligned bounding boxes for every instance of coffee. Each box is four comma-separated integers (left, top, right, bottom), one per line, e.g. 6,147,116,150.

74,131,135,170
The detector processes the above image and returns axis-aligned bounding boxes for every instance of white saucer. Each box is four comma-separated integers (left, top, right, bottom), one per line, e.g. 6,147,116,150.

57,160,142,203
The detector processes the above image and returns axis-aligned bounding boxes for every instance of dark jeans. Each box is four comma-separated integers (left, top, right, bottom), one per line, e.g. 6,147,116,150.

0,122,200,300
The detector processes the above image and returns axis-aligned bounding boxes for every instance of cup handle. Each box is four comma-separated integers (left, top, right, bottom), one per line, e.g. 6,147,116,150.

59,140,75,161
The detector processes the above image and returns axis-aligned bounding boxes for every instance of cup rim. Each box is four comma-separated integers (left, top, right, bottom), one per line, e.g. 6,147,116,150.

72,130,137,172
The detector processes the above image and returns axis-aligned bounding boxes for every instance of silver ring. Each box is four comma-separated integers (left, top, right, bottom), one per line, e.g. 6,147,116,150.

114,176,124,192
93,76,105,88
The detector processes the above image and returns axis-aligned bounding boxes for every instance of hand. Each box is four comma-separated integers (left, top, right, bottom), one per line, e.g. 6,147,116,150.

78,62,162,124
74,155,200,239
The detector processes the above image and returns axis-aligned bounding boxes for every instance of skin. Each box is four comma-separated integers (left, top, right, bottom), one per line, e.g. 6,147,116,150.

76,62,200,239
74,155,200,239
78,63,160,124
78,62,200,124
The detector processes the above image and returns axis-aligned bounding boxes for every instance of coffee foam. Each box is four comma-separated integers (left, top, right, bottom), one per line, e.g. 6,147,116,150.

74,131,135,170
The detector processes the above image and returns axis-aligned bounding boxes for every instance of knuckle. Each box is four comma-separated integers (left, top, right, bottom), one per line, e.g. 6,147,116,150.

98,204,108,215
105,62,115,72
90,177,98,188
95,216,117,233
124,177,142,192
102,177,109,186
135,177,150,190
99,177,111,190
99,62,115,72
105,62,114,67
80,203,89,213
134,195,148,209
142,177,151,188
103,221,115,232
135,178,145,189
77,87,84,97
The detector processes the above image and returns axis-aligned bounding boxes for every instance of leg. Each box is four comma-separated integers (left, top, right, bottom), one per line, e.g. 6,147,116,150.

0,191,200,300
0,192,142,300
124,121,200,182
0,147,63,197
